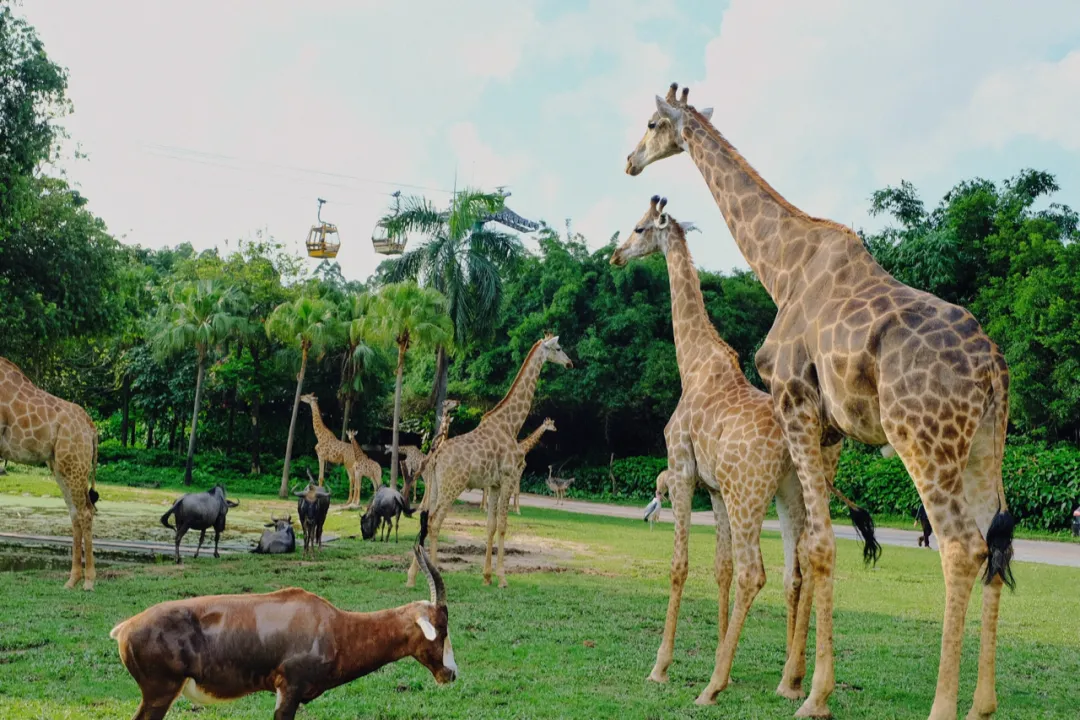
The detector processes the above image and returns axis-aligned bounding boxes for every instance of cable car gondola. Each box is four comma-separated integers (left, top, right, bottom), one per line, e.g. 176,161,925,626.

305,198,341,259
371,191,406,255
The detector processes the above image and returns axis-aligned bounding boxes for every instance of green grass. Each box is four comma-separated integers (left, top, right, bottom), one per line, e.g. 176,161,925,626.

1,472,1078,719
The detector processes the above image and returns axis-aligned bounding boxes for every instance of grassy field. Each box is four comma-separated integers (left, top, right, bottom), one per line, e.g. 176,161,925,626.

1,471,1078,719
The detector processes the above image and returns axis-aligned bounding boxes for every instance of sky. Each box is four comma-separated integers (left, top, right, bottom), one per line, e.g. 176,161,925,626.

24,0,1080,282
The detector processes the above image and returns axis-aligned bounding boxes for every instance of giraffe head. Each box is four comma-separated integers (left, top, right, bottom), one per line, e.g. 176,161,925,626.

541,417,556,432
346,429,356,441
626,83,712,176
443,399,461,415
300,393,317,406
539,335,573,369
610,195,697,267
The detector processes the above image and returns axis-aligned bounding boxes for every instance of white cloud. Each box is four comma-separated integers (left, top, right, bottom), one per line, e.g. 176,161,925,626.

447,122,531,191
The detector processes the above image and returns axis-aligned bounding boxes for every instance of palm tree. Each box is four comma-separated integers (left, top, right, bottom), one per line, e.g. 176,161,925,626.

266,294,336,497
378,188,523,435
151,279,247,485
337,292,379,440
372,281,453,489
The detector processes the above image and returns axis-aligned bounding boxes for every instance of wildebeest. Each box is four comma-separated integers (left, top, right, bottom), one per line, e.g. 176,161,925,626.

159,485,239,564
295,473,332,558
361,485,413,542
250,514,296,555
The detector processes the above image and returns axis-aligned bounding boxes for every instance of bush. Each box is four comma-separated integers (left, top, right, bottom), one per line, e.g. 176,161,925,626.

833,440,1080,533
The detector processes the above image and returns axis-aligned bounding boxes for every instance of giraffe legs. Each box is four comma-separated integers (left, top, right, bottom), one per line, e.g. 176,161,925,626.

494,481,513,588
648,467,694,683
695,488,741,705
56,461,96,591
481,484,499,586
775,468,811,699
773,403,836,719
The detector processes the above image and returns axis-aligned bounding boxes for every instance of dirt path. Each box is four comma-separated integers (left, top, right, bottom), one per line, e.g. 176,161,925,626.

459,490,1080,569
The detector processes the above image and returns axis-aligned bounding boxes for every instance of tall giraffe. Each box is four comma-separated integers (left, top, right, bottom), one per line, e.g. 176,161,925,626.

482,416,557,515
406,335,572,589
346,431,383,507
300,394,361,501
0,357,100,590
611,196,879,704
625,83,1014,720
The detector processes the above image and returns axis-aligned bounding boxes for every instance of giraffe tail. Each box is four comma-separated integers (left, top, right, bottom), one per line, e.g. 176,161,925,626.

829,483,881,567
88,433,100,510
983,352,1016,590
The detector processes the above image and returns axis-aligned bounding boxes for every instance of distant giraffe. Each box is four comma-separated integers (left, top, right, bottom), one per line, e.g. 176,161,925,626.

399,399,461,505
0,357,100,590
407,335,573,589
481,417,556,514
299,394,358,495
346,431,383,507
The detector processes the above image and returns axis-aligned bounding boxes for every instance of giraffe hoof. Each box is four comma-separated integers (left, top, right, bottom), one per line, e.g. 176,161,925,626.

776,682,806,701
965,707,996,720
647,669,669,684
694,689,720,705
794,699,832,718
498,578,508,589
482,576,492,586
64,578,78,590
82,580,95,592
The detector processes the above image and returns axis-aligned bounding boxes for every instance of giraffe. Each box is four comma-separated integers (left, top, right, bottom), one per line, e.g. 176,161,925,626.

406,335,573,589
346,431,383,507
482,416,556,514
0,357,100,590
299,394,362,504
625,83,1014,720
611,196,879,704
400,399,461,505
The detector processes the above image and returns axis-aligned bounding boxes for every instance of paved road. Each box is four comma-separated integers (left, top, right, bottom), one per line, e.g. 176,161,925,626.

459,490,1080,569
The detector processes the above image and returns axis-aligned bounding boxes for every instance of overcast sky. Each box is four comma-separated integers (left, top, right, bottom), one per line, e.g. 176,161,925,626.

26,1,1080,282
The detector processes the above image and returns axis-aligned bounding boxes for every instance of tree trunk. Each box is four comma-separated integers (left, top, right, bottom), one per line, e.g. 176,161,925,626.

146,417,155,449
225,340,242,456
389,341,407,490
430,345,449,438
169,406,180,453
183,352,208,485
340,395,353,441
279,346,309,497
250,344,262,474
130,415,137,447
120,373,131,447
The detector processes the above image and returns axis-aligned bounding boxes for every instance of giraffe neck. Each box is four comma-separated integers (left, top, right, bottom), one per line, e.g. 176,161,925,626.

664,228,744,386
519,426,549,455
309,401,331,440
482,343,545,437
682,110,864,306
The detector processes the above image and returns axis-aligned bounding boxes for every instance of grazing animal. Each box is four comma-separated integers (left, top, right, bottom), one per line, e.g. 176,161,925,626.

295,474,332,558
361,485,413,542
251,515,296,555
159,485,239,564
110,511,456,720
611,196,880,705
626,82,1013,720
546,465,574,505
407,335,573,589
0,357,100,590
915,504,934,548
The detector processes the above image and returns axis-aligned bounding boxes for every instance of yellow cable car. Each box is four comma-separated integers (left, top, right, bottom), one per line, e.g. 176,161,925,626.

372,191,406,255
305,198,341,259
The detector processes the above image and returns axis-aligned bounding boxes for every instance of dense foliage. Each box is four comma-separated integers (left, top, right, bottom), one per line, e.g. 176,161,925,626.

1,7,1077,530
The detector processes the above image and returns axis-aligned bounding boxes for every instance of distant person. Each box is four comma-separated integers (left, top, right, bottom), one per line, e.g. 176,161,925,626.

914,503,933,548
1072,505,1080,537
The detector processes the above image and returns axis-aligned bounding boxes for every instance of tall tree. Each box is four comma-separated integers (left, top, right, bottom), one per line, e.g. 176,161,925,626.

151,279,247,484
372,282,452,489
378,189,523,436
337,292,379,440
266,294,336,497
